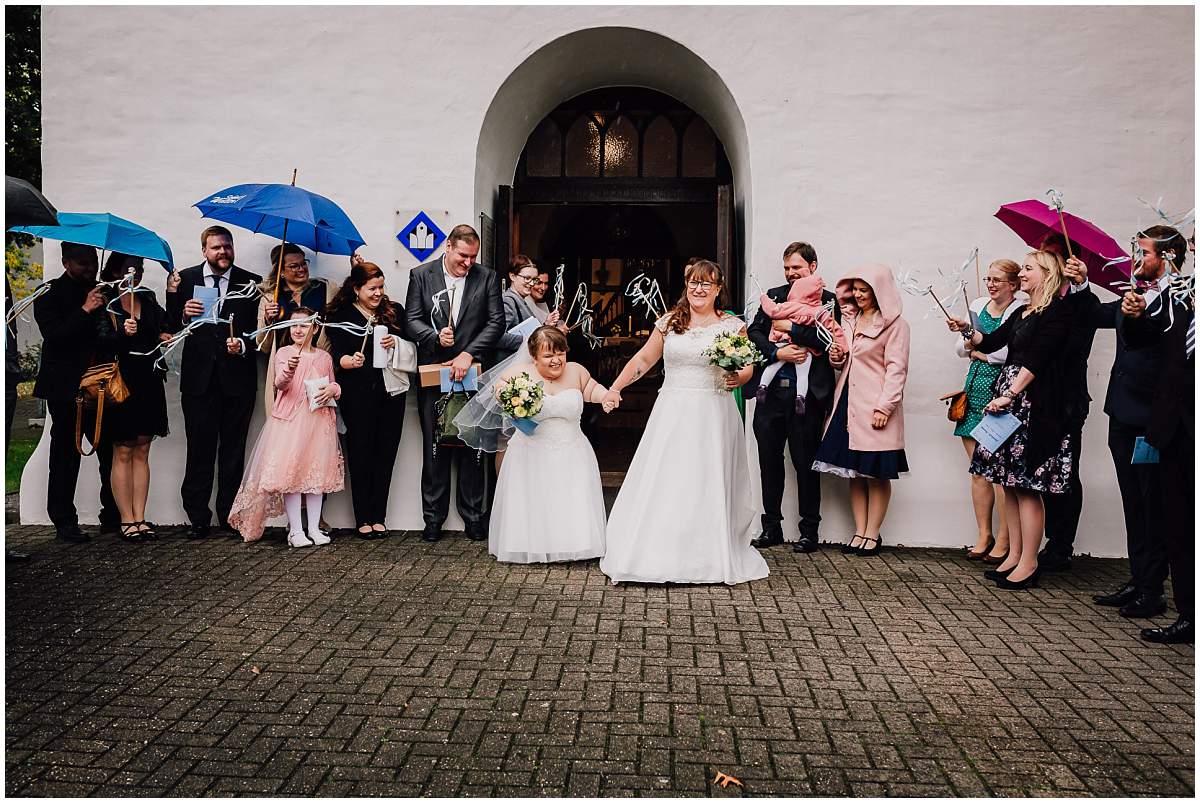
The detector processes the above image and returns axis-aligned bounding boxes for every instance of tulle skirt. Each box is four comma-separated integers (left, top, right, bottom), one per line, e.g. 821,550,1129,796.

489,420,606,563
600,388,769,585
229,407,345,542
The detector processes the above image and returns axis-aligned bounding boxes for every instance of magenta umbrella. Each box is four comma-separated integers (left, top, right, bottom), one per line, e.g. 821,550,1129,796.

995,199,1130,293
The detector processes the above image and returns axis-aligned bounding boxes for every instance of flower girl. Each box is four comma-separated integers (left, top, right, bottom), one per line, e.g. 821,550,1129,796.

229,308,345,547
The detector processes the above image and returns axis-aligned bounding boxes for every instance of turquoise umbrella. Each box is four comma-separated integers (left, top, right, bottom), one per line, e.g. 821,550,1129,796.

9,212,174,269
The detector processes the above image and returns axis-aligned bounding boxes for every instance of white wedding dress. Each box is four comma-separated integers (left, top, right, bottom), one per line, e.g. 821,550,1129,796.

600,316,770,585
489,388,607,563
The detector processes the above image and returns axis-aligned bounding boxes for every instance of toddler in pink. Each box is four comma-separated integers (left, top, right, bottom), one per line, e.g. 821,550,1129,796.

757,274,847,411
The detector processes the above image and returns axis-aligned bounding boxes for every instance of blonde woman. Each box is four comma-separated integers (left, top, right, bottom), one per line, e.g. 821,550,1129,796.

948,250,1091,590
953,259,1023,561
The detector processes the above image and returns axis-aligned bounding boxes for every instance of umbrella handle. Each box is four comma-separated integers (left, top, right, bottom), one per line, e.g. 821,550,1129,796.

1056,209,1076,260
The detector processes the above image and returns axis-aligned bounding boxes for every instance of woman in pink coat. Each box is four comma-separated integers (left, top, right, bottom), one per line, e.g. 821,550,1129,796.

811,264,911,556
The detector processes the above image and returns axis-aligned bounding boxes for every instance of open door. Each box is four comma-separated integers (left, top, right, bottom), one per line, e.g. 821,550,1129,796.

716,183,733,280
495,185,514,270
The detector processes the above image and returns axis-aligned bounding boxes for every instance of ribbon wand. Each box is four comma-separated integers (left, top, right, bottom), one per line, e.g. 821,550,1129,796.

1046,188,1075,260
359,315,374,354
927,285,954,322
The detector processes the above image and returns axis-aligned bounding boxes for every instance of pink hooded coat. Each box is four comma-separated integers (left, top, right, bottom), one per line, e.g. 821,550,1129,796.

826,264,910,452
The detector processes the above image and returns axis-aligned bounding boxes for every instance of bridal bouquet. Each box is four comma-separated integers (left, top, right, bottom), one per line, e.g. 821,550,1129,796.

497,372,544,435
704,332,763,384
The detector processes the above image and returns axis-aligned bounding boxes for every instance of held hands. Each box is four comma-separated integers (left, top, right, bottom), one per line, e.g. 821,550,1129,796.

438,326,455,348
771,319,792,334
600,389,622,413
313,382,338,405
226,337,243,355
946,316,968,333
983,395,1012,414
123,317,138,336
723,366,752,390
340,351,366,369
380,333,396,350
286,354,301,374
871,410,890,429
264,300,280,322
1064,256,1088,286
166,270,181,293
82,287,106,313
775,344,808,365
827,343,846,366
969,350,988,362
447,351,473,382
546,310,562,327
1121,290,1146,318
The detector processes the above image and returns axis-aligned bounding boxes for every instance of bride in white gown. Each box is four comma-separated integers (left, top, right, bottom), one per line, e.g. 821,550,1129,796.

456,325,611,563
598,259,770,585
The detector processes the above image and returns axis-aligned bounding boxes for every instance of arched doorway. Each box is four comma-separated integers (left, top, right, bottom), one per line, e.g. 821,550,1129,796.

507,87,737,484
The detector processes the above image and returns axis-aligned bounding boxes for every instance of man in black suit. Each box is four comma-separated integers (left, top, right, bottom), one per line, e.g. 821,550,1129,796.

1087,226,1187,618
164,226,261,538
1119,256,1194,644
405,224,504,543
32,242,120,542
746,242,840,553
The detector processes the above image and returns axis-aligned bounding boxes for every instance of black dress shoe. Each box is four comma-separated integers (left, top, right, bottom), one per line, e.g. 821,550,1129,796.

792,537,818,554
186,525,210,540
1141,617,1194,644
751,531,784,549
421,525,443,543
984,566,1015,582
1038,551,1072,572
855,534,881,557
1119,594,1168,619
466,527,488,542
841,535,865,554
1093,583,1138,607
55,526,90,543
996,567,1041,590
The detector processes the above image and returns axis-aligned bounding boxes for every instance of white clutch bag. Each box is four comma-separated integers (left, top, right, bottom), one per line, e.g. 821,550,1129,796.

391,337,418,373
304,377,337,411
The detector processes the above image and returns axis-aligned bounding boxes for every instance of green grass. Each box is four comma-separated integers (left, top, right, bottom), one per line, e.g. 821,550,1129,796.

6,433,38,494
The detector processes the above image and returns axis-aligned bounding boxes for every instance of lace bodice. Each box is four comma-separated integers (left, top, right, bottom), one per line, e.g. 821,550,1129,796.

519,387,584,447
660,315,746,393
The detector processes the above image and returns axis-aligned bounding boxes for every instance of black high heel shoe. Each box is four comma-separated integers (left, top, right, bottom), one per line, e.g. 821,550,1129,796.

855,535,881,557
842,535,865,554
996,568,1041,590
983,566,1015,582
965,535,995,561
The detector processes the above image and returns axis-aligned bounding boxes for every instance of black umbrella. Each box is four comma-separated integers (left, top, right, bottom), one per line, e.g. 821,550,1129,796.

6,176,58,227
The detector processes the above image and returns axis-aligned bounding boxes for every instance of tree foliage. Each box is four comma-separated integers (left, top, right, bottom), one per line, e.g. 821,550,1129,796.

7,6,41,250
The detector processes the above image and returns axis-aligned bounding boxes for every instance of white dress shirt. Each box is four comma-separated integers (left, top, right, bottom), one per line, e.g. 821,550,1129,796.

441,256,466,325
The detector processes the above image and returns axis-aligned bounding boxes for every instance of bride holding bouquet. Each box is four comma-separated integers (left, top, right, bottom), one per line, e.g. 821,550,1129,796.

598,259,770,585
455,325,613,563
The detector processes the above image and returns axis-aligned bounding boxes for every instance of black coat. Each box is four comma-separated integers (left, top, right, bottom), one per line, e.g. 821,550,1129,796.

976,294,1081,468
1121,295,1194,447
746,284,840,406
1079,296,1166,428
164,263,262,397
404,257,504,369
325,300,411,396
32,274,107,401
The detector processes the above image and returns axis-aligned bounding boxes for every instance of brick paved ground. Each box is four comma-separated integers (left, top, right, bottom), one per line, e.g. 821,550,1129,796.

5,525,1194,797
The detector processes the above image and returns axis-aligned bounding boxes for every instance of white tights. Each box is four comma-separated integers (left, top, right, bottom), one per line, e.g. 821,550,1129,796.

283,492,323,536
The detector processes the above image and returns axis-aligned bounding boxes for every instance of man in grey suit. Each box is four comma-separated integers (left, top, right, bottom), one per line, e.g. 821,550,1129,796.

404,225,505,542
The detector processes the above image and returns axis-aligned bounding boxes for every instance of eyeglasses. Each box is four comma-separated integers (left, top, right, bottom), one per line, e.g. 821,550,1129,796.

532,279,549,287
687,280,717,291
283,260,309,270
519,275,539,286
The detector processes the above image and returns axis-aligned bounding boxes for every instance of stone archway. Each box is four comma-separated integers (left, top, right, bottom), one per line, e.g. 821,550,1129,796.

472,26,754,275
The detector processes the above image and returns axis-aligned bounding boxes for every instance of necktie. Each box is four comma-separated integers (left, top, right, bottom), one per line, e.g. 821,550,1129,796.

209,273,221,296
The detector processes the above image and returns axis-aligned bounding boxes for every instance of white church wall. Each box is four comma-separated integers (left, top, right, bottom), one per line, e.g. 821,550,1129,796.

25,5,1193,556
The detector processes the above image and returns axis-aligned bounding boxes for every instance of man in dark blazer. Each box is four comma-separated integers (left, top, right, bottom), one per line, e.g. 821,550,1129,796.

32,242,120,542
164,226,261,538
1119,263,1194,644
1087,226,1186,618
404,224,504,543
746,242,840,553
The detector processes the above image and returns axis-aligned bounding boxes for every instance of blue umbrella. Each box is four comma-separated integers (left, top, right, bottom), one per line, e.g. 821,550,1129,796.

193,181,366,256
9,212,174,269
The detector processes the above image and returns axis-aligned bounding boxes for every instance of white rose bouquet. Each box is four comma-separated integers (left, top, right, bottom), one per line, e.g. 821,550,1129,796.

496,371,545,435
703,331,764,390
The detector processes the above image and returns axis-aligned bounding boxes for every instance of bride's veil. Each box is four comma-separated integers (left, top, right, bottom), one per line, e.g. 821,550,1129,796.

452,334,535,453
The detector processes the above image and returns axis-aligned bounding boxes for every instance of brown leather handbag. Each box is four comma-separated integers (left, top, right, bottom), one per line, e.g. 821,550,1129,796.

75,362,130,455
939,390,969,423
